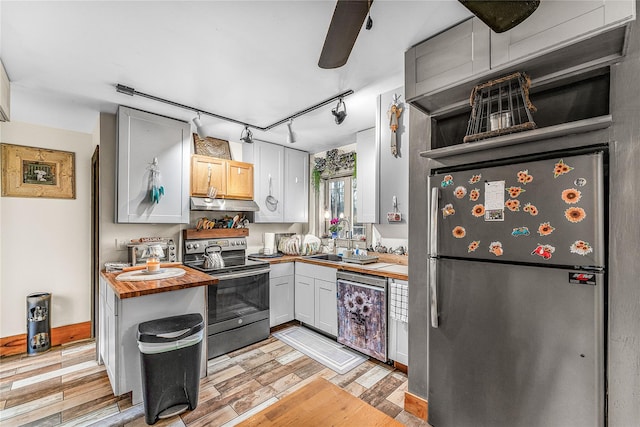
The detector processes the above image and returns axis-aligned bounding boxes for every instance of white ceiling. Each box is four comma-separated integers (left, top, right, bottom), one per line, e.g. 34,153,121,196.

1,0,471,153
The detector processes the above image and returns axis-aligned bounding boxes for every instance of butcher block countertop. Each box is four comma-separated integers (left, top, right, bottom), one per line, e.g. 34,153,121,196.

250,254,408,281
101,265,216,299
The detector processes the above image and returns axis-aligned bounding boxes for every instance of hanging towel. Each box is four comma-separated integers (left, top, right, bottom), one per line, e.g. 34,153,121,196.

390,281,409,323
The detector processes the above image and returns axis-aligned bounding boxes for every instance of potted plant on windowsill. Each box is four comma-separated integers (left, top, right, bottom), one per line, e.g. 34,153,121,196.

329,218,342,239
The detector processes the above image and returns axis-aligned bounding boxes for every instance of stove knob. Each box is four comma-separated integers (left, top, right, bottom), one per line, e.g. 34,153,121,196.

194,243,200,250
186,243,193,250
231,241,236,246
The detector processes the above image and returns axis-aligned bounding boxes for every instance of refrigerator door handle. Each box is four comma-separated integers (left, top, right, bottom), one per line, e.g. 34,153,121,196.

429,257,439,328
430,187,439,257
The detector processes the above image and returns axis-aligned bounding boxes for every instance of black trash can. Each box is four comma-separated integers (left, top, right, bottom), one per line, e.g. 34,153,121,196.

26,293,51,355
137,313,204,425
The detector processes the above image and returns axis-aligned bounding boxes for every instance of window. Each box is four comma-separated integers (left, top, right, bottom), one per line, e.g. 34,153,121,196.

322,175,365,239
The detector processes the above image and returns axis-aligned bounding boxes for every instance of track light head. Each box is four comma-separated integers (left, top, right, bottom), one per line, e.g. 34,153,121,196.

240,126,253,144
332,98,347,125
286,119,297,144
193,113,206,138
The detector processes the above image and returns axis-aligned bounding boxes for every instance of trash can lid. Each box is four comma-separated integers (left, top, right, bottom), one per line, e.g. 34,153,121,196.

137,313,204,343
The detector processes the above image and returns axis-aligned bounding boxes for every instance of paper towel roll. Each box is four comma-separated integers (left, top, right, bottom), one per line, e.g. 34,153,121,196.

264,233,275,255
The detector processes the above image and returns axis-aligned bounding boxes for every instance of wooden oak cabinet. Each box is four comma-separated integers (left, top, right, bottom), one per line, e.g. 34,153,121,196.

190,154,253,200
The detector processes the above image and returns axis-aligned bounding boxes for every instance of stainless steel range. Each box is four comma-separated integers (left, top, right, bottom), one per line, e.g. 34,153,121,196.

183,236,270,359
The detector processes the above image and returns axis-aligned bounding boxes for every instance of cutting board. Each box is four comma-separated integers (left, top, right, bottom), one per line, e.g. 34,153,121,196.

116,267,186,281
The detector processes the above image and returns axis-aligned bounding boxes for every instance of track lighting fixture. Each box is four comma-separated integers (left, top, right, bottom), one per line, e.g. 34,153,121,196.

192,113,206,137
240,126,253,144
332,98,347,125
286,119,296,144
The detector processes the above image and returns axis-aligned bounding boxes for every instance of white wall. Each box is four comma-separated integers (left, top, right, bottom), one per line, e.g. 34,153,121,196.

0,121,95,337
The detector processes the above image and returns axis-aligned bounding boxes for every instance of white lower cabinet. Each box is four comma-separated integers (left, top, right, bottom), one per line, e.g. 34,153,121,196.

270,263,295,327
294,262,337,337
387,278,409,365
98,277,206,404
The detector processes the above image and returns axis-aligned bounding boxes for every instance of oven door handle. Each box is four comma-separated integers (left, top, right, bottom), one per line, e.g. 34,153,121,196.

212,267,271,281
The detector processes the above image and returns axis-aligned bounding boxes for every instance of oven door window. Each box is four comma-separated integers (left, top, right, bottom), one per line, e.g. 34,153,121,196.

209,273,269,324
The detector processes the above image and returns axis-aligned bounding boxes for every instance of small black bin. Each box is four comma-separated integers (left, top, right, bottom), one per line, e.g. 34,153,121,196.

27,293,51,355
137,313,204,425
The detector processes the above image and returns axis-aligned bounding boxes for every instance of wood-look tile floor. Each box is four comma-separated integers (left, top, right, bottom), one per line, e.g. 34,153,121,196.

0,330,430,427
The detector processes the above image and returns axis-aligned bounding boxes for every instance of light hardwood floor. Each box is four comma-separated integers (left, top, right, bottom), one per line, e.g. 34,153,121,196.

0,329,430,426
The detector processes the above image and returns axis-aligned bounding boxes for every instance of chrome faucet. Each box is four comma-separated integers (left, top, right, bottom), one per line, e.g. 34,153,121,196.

338,217,351,249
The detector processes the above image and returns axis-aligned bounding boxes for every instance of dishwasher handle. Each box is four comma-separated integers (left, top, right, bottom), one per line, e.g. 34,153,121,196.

337,278,386,292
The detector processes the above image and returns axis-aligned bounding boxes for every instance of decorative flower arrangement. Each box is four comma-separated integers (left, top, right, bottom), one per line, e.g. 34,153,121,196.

343,291,373,325
329,217,342,233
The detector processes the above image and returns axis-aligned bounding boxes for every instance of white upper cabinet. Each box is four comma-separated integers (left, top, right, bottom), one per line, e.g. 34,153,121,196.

244,141,308,223
116,106,190,223
491,0,636,68
356,127,378,223
284,147,309,223
0,60,10,121
405,17,490,101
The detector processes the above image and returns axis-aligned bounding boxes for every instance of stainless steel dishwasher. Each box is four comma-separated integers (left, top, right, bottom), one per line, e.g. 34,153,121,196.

336,271,387,362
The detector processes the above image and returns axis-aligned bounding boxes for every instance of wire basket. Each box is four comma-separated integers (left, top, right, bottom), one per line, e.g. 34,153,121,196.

464,72,536,143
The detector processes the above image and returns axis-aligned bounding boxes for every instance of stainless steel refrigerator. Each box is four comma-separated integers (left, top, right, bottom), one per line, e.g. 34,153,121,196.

428,149,606,427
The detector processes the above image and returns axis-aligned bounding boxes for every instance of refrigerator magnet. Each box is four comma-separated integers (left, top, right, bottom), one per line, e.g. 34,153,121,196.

468,241,480,252
554,159,574,178
484,180,505,222
574,177,587,187
469,174,482,184
517,169,534,184
452,226,466,238
565,207,587,223
532,244,555,260
454,186,467,199
469,188,480,201
441,175,454,187
442,203,456,218
570,240,594,256
511,227,530,237
489,241,503,256
537,222,555,236
506,186,526,198
523,203,539,216
471,204,485,218
561,188,582,204
505,199,521,211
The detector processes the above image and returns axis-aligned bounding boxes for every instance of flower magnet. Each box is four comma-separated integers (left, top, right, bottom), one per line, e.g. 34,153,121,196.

452,226,466,238
441,175,454,188
453,186,467,199
489,241,503,256
554,159,574,178
471,204,485,218
517,169,534,185
565,207,586,223
506,186,525,198
468,240,480,252
469,188,480,201
505,199,521,212
561,188,582,204
537,222,555,236
523,203,539,216
468,174,482,184
570,240,594,256
442,203,456,218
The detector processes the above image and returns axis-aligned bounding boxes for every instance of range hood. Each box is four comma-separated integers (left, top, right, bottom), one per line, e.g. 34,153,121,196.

190,197,260,212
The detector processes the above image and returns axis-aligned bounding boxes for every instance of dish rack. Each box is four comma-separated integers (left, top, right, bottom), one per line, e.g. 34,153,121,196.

341,254,379,265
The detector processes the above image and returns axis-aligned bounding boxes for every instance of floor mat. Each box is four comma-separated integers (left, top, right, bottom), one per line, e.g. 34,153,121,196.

273,326,367,374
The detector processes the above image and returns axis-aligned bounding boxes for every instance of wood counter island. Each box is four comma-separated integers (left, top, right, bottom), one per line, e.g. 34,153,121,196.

99,265,215,405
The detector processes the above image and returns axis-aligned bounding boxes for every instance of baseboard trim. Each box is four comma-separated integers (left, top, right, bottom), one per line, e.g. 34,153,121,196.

393,360,408,374
404,391,428,421
0,321,91,357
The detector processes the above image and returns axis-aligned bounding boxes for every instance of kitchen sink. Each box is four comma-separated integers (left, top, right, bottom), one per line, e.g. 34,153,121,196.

306,254,343,262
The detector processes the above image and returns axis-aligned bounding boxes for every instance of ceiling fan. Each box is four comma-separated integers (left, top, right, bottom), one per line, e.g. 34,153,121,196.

318,0,373,69
458,1,541,33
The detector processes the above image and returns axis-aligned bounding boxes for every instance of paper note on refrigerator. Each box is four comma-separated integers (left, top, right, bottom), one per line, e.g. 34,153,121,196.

484,180,505,221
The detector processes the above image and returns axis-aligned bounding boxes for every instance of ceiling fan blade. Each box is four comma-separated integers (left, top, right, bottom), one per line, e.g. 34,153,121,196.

458,1,540,33
318,0,372,69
